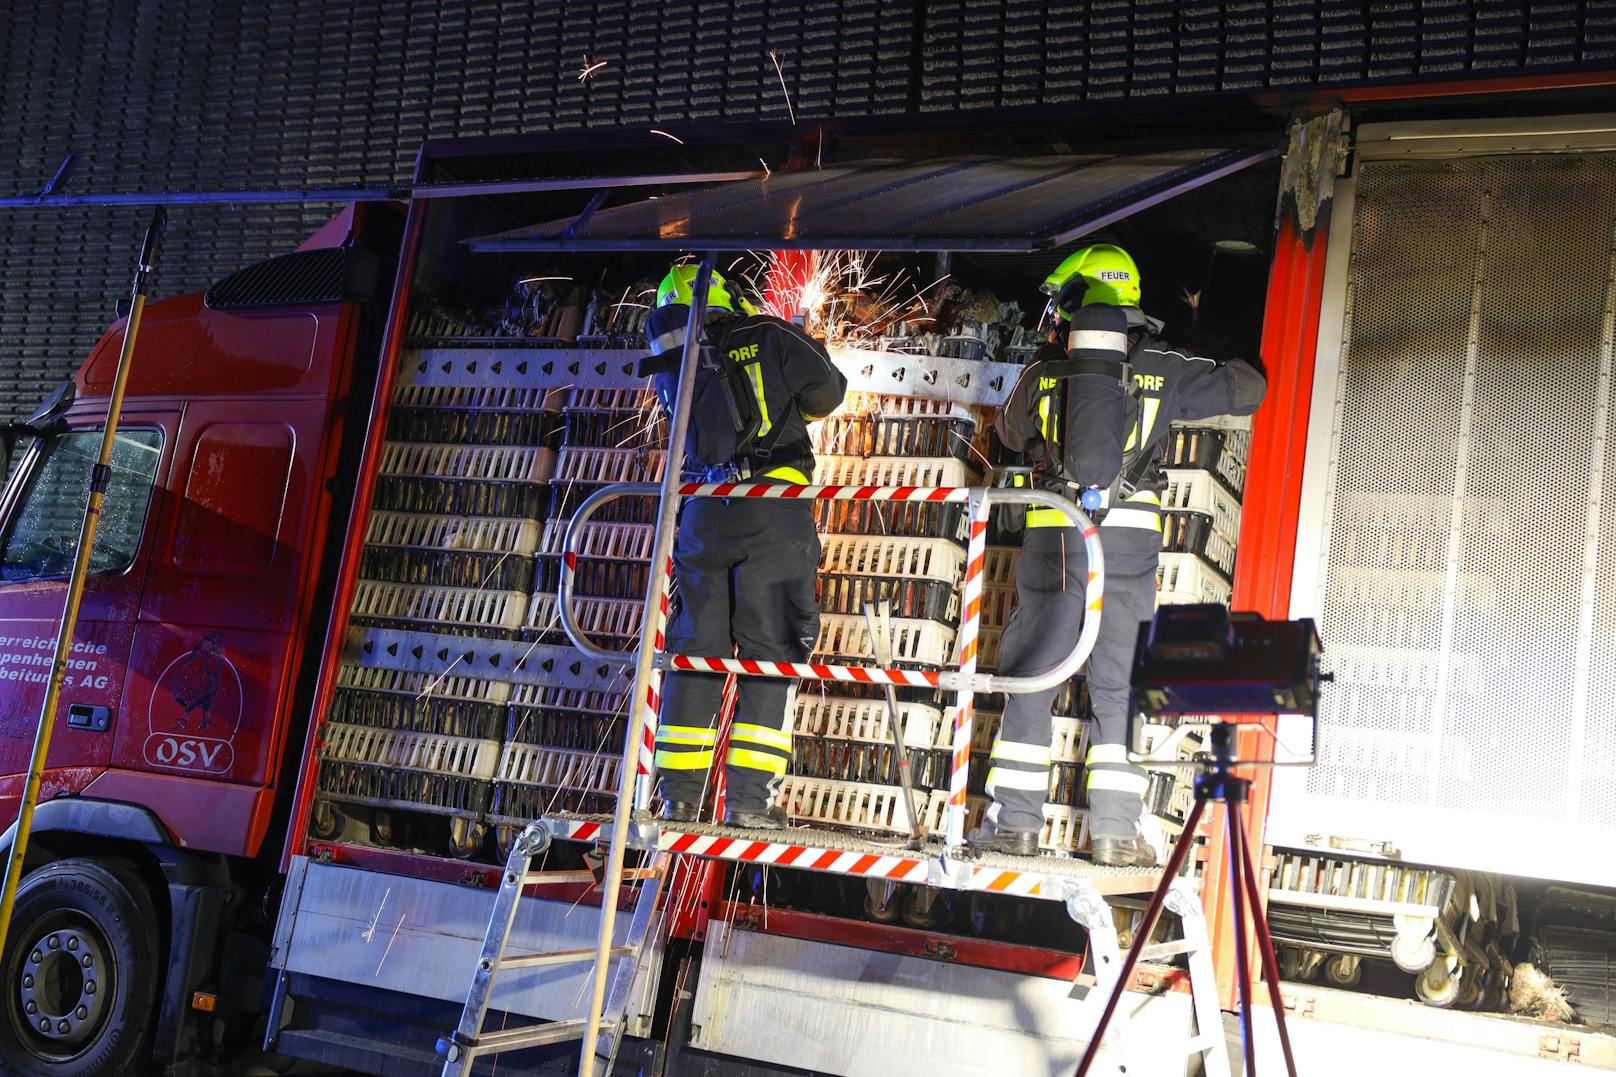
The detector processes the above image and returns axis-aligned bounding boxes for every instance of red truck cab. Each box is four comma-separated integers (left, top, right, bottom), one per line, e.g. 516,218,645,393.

0,204,398,1074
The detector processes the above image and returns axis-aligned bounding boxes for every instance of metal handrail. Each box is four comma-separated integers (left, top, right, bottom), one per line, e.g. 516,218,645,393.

556,480,1104,695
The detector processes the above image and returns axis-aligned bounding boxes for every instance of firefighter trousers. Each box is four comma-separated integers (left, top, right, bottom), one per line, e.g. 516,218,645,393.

655,496,820,810
988,504,1160,839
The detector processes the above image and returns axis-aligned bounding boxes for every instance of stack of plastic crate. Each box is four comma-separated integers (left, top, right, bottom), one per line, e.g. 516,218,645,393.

1157,423,1250,605
780,398,989,837
319,383,557,856
504,385,663,848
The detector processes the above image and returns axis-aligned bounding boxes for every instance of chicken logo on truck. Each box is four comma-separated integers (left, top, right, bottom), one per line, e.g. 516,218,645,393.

143,630,242,773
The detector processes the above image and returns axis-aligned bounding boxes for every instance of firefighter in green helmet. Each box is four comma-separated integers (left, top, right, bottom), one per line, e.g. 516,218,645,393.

639,263,847,829
970,244,1267,865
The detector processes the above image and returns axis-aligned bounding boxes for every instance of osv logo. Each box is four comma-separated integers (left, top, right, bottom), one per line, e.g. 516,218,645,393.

143,632,243,775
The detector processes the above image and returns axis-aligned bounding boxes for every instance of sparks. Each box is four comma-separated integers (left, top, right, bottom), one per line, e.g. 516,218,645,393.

519,275,572,284
768,50,796,125
758,157,772,178
578,56,608,81
649,128,684,144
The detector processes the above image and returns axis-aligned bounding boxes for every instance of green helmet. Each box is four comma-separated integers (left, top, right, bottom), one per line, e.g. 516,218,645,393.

1040,243,1142,316
656,264,739,313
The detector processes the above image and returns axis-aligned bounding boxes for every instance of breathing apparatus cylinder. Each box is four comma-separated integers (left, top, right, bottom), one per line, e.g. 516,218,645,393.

1058,302,1132,497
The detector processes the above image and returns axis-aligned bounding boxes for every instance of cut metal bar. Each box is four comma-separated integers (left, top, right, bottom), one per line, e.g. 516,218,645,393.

863,599,925,846
499,946,633,970
523,868,658,886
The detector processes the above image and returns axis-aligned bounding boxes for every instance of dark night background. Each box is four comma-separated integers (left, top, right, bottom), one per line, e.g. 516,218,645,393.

2,0,1613,420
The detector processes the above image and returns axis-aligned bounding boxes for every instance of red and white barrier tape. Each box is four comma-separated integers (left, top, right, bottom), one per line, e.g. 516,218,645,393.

541,818,1050,897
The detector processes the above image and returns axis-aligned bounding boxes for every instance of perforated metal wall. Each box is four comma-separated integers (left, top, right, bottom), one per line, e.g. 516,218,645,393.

1277,151,1616,884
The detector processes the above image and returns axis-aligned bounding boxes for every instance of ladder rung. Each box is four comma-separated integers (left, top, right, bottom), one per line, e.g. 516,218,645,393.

465,1017,618,1054
500,945,634,970
1184,1034,1220,1054
523,867,658,886
1140,939,1196,961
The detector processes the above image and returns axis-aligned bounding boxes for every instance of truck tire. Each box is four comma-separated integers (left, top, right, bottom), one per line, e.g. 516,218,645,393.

0,858,160,1076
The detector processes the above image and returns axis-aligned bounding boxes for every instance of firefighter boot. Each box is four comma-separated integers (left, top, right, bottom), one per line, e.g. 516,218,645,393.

1091,834,1159,867
660,800,699,824
966,821,1040,856
725,804,787,830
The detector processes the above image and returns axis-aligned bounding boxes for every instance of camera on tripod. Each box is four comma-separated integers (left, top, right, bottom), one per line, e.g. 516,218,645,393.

1125,604,1326,768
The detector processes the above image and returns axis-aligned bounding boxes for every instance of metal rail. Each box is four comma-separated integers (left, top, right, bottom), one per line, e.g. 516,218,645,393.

557,478,1103,850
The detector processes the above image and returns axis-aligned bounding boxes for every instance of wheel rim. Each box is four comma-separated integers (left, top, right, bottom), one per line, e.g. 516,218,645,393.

9,914,116,1061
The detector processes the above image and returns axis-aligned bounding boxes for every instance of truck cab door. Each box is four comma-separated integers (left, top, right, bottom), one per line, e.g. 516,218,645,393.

0,416,172,823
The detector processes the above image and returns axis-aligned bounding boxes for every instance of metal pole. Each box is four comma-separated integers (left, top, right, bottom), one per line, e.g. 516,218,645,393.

1227,800,1256,1077
577,254,715,1077
0,207,166,958
1237,804,1299,1077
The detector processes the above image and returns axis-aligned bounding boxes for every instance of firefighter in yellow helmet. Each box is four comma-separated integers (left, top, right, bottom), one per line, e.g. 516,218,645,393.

639,263,847,828
970,244,1266,865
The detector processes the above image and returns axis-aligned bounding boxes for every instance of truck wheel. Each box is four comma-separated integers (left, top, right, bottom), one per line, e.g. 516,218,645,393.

0,858,160,1076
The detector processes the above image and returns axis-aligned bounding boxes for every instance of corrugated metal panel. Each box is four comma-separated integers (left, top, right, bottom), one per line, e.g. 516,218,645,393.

471,147,1275,252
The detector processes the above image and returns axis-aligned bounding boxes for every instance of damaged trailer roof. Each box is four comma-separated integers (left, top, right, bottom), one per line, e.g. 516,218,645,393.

468,146,1277,254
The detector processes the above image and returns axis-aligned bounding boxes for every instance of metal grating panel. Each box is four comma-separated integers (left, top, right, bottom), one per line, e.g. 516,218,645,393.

1279,152,1616,885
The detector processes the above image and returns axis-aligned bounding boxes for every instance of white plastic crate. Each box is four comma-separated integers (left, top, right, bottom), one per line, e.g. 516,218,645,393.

1162,468,1241,540
352,581,530,630
555,445,666,484
980,583,1016,629
1162,511,1236,578
1157,552,1233,606
1043,804,1091,854
510,682,628,716
335,662,512,705
778,775,929,835
321,722,501,780
528,593,642,638
815,613,957,667
818,534,966,586
982,547,1019,587
567,386,655,412
794,694,944,746
955,709,1001,752
974,625,1004,670
367,511,540,555
539,518,653,559
813,455,976,488
1051,715,1089,764
380,442,551,484
495,742,621,793
1165,425,1250,494
391,384,555,412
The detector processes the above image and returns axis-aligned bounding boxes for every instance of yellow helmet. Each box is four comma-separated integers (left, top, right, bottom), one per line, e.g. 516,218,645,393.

1040,243,1142,316
656,263,752,314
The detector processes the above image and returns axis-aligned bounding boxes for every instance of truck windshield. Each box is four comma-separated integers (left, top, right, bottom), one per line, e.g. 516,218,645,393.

0,429,163,581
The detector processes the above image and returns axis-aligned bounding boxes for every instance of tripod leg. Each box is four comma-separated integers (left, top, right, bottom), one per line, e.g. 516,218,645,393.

1225,801,1256,1077
1074,795,1208,1077
1235,804,1299,1077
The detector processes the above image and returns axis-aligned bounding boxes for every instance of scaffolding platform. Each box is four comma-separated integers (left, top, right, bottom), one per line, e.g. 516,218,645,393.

532,812,1164,900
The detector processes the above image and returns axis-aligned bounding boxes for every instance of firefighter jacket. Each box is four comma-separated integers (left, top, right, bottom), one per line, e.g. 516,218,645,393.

996,330,1266,520
642,311,847,483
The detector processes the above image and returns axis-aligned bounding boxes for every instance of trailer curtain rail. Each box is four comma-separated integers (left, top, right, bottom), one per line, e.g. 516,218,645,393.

0,170,765,209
